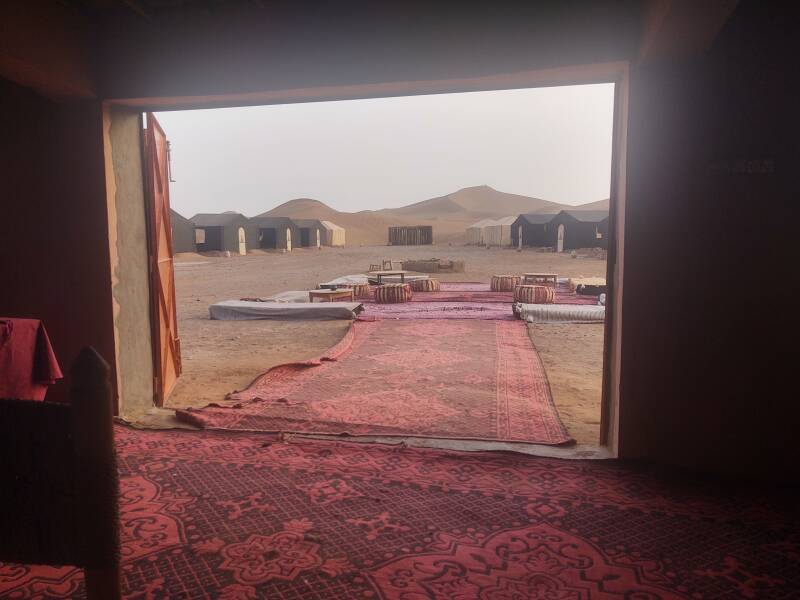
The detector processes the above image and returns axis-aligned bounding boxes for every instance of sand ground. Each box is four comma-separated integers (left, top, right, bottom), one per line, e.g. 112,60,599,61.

164,244,606,445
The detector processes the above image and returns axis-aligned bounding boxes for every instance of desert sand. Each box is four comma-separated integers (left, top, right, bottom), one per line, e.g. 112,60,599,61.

165,244,606,446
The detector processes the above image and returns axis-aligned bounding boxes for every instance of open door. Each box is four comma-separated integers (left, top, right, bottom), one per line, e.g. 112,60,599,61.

238,227,246,255
144,113,181,406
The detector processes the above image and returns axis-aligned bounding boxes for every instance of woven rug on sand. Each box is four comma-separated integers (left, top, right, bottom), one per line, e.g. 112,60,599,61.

360,300,515,320
2,426,798,599
177,319,573,445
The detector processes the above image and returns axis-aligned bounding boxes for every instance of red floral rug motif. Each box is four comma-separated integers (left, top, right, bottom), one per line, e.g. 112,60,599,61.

1,426,797,599
177,319,573,445
368,522,682,598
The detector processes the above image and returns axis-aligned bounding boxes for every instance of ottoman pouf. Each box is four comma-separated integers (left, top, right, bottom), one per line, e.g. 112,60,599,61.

346,283,373,298
375,283,412,303
514,284,555,304
491,275,521,292
411,278,441,292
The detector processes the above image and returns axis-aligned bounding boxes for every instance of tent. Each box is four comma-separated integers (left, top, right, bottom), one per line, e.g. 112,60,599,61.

320,220,346,247
170,209,196,254
465,218,494,245
249,217,300,251
483,216,517,247
191,212,254,255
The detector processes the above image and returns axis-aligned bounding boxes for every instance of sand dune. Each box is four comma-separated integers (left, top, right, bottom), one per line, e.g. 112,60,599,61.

259,186,608,246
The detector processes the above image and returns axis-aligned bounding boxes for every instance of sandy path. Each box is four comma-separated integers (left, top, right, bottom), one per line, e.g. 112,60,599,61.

530,324,604,445
166,245,605,445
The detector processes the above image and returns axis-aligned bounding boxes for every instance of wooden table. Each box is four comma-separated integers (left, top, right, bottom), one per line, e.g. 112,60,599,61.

308,289,355,303
522,273,558,286
368,270,409,284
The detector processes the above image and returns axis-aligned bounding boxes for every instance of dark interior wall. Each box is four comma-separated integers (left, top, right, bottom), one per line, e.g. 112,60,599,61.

95,1,641,101
618,4,798,480
0,79,117,405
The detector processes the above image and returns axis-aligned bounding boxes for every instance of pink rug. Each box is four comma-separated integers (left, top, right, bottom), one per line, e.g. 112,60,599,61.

177,319,573,445
360,301,515,320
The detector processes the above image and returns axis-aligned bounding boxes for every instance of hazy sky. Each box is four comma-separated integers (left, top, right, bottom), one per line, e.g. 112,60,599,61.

156,83,614,217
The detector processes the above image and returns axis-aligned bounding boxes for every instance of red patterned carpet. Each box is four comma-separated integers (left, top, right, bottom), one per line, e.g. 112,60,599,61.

177,319,573,445
1,426,798,599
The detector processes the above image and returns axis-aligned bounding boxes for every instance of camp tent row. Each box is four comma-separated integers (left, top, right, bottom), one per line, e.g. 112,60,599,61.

512,210,609,251
467,210,609,251
171,210,346,255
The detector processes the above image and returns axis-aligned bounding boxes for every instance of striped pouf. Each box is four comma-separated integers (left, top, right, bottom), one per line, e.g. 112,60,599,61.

491,275,521,292
374,283,412,304
347,283,373,298
514,284,555,304
411,278,441,292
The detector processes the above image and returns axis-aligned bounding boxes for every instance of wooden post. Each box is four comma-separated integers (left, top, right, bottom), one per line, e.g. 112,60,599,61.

70,347,122,600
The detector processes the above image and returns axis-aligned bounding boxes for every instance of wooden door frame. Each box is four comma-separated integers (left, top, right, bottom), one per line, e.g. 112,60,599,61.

116,61,629,453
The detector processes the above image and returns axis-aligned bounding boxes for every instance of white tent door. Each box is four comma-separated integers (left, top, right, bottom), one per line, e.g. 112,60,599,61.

286,228,292,251
557,224,565,252
316,229,321,248
238,227,246,255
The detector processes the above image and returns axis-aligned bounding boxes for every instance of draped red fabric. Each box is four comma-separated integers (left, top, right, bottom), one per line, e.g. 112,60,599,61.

0,318,63,401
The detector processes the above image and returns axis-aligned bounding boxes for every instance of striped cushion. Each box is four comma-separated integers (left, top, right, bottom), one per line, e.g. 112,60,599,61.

345,283,373,298
514,284,555,304
374,283,412,304
490,275,521,292
411,278,441,292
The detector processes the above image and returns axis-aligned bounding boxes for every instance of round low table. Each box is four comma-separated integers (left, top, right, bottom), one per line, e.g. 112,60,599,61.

491,274,521,291
374,283,412,303
513,284,555,304
411,278,440,292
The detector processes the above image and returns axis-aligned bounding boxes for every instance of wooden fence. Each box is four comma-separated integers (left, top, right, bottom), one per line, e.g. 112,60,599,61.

388,225,433,245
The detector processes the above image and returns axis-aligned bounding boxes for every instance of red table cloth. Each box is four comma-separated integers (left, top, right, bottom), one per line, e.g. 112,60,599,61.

0,318,63,401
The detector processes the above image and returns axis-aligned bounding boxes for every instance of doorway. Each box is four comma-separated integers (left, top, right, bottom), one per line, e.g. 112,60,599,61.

151,80,620,454
259,228,277,249
237,227,246,255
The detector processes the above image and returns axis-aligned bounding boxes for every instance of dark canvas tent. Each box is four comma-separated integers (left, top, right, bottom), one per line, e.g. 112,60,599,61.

170,209,196,254
550,210,609,251
511,213,558,248
191,212,255,255
291,218,325,248
250,217,300,251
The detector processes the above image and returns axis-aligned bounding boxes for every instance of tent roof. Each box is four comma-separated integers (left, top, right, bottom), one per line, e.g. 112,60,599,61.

170,209,193,225
518,213,558,225
486,215,517,226
320,220,344,231
561,210,609,223
191,212,247,227
467,218,496,229
250,216,296,227
291,218,324,228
